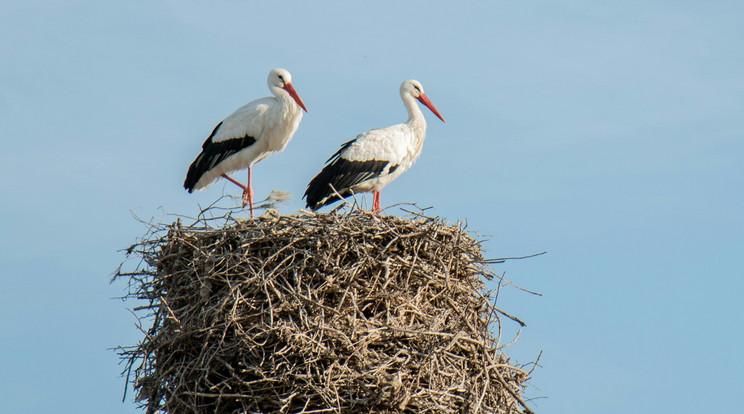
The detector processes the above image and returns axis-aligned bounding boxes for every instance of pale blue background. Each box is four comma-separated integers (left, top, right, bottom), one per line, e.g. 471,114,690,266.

1,1,742,412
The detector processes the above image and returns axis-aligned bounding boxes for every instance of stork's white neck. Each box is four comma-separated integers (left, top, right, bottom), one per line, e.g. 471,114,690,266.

403,93,427,138
400,93,428,165
270,86,290,107
268,88,301,122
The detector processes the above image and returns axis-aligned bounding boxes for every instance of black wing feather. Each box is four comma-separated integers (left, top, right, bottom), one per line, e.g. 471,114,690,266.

183,122,256,192
326,137,357,163
202,122,223,149
304,154,390,210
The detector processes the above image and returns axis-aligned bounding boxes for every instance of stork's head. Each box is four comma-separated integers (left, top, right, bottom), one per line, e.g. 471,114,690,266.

268,68,308,112
400,79,445,123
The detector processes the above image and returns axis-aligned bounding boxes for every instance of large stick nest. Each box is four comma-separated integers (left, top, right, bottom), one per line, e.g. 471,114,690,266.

116,209,533,413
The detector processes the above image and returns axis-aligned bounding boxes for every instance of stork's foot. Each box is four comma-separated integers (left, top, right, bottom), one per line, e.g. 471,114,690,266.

361,207,380,216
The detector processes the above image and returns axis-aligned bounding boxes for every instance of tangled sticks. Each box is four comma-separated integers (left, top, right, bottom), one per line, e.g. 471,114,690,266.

116,210,533,413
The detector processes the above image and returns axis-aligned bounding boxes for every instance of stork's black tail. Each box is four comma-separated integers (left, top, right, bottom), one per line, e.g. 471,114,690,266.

183,154,207,193
303,164,353,211
183,122,256,193
304,158,390,211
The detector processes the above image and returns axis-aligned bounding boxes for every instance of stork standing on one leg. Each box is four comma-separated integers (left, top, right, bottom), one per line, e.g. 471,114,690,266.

183,68,308,217
304,79,445,213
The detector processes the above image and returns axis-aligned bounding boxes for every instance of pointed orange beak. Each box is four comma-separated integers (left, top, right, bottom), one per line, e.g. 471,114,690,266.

283,82,308,112
417,93,445,123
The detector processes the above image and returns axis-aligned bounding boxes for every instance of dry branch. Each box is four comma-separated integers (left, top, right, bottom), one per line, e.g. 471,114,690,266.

115,208,532,413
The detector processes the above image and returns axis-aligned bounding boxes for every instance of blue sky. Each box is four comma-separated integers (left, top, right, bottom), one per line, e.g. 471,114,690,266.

1,1,742,412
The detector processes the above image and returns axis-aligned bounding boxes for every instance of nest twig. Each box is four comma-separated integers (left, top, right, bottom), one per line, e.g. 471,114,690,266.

115,208,533,413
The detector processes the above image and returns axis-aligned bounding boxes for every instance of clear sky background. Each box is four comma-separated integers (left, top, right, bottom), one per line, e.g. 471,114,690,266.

1,1,742,412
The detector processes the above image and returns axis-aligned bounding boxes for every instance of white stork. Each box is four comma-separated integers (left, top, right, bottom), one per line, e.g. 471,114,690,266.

304,79,444,212
184,68,307,217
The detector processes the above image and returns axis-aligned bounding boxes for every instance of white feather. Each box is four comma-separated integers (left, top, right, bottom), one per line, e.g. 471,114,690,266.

304,79,444,210
338,124,421,192
189,69,304,191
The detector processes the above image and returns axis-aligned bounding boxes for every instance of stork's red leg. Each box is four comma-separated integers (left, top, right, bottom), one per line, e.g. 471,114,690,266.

221,174,246,190
243,167,254,218
372,191,381,213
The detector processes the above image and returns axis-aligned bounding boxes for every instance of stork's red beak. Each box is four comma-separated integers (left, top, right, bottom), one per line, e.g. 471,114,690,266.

417,93,445,123
283,82,308,112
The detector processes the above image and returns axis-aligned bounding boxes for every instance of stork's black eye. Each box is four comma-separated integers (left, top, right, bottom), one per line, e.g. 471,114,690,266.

278,75,285,82
413,85,421,92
